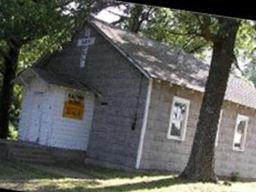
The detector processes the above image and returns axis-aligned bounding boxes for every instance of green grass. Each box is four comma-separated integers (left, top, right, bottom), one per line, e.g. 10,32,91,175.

0,160,256,192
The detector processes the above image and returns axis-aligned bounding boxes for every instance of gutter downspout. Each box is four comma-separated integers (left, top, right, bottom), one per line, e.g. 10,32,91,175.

135,78,153,169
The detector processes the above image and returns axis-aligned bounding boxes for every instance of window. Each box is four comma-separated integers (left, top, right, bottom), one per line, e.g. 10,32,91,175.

215,109,223,147
232,114,249,151
167,96,190,141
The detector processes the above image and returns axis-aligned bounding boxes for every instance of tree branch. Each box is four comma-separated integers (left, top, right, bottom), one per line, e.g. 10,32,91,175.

187,41,209,54
168,30,201,36
180,34,199,53
233,54,245,75
196,15,214,42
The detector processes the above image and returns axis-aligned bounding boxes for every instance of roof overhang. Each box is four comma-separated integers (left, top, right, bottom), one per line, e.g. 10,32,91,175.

14,68,102,98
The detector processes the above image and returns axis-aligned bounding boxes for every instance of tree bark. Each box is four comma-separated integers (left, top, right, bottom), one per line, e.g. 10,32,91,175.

179,18,240,182
128,5,144,33
0,40,20,139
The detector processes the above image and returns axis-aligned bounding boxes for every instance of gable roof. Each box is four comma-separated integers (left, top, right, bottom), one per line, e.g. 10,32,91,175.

89,19,256,109
15,67,101,96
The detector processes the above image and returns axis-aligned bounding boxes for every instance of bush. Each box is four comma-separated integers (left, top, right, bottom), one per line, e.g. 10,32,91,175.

230,172,240,182
8,123,18,140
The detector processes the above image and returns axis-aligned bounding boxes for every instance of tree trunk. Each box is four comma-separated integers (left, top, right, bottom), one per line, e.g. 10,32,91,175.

179,19,240,182
0,40,20,139
128,5,144,33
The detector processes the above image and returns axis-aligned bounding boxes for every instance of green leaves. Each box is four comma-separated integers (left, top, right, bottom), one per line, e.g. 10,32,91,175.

0,0,91,45
0,0,94,132
140,8,211,60
121,5,256,69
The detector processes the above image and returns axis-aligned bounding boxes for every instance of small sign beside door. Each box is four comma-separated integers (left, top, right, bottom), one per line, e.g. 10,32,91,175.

63,91,85,120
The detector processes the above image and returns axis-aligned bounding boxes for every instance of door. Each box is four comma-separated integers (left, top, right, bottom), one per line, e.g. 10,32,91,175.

27,92,44,143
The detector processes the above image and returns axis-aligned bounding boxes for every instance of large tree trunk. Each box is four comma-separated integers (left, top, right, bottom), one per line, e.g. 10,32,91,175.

0,40,20,139
179,19,240,182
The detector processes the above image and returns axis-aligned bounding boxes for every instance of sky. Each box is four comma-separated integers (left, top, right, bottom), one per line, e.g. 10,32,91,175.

95,6,124,23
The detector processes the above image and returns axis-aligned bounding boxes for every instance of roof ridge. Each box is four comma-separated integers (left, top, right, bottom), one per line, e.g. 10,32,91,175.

90,17,256,89
89,17,179,52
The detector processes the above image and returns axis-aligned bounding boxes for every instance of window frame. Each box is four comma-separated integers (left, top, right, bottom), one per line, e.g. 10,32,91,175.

215,109,223,147
167,96,190,141
232,114,249,152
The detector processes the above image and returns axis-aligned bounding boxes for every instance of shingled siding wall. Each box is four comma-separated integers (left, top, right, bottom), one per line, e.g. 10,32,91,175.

43,25,148,168
84,27,148,168
140,80,256,179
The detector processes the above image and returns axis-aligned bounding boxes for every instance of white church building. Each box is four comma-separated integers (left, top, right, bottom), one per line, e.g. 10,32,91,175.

16,68,96,151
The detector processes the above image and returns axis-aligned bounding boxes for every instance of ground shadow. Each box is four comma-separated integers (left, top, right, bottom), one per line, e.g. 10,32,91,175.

35,176,188,192
65,163,171,180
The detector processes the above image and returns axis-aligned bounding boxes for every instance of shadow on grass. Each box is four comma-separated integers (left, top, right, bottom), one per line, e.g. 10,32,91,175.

0,161,63,180
57,163,171,180
35,176,187,192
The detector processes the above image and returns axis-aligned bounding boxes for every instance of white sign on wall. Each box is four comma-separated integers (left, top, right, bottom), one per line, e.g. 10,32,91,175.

77,29,95,68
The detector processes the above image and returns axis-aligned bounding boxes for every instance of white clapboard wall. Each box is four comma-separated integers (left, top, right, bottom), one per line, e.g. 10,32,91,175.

18,77,95,151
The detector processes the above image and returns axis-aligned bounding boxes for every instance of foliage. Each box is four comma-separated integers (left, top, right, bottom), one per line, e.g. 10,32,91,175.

230,172,240,182
9,85,23,130
0,0,96,134
112,4,256,68
142,9,211,54
0,0,91,43
7,123,18,140
244,62,256,86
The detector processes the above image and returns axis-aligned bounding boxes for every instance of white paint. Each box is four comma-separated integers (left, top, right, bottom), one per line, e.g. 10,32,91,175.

167,96,190,141
18,87,32,141
19,79,49,142
48,86,95,150
27,92,44,143
136,78,153,169
77,37,95,47
215,109,224,147
18,77,95,151
77,29,95,68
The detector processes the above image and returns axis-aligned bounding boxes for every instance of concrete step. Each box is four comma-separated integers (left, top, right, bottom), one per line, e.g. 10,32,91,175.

9,142,48,150
0,139,85,165
7,143,56,165
12,156,56,164
9,148,50,155
10,152,56,164
11,152,53,159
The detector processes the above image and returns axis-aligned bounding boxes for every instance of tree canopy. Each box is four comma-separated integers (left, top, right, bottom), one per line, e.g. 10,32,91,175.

0,0,96,138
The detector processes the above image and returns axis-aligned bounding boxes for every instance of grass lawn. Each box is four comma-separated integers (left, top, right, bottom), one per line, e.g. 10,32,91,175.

0,160,256,192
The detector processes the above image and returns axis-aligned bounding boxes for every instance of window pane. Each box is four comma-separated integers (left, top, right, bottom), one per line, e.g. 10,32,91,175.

170,102,187,137
215,110,223,147
234,119,246,149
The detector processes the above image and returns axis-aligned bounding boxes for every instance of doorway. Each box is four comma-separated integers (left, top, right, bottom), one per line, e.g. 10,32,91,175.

27,91,44,144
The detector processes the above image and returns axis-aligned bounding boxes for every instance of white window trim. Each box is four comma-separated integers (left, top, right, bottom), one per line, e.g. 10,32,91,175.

232,114,249,152
215,109,223,147
167,96,190,141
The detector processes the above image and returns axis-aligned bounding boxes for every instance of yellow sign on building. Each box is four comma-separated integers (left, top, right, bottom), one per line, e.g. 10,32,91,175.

63,92,84,120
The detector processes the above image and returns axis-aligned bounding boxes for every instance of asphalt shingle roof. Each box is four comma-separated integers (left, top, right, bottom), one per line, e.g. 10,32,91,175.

90,19,256,109
15,67,100,96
